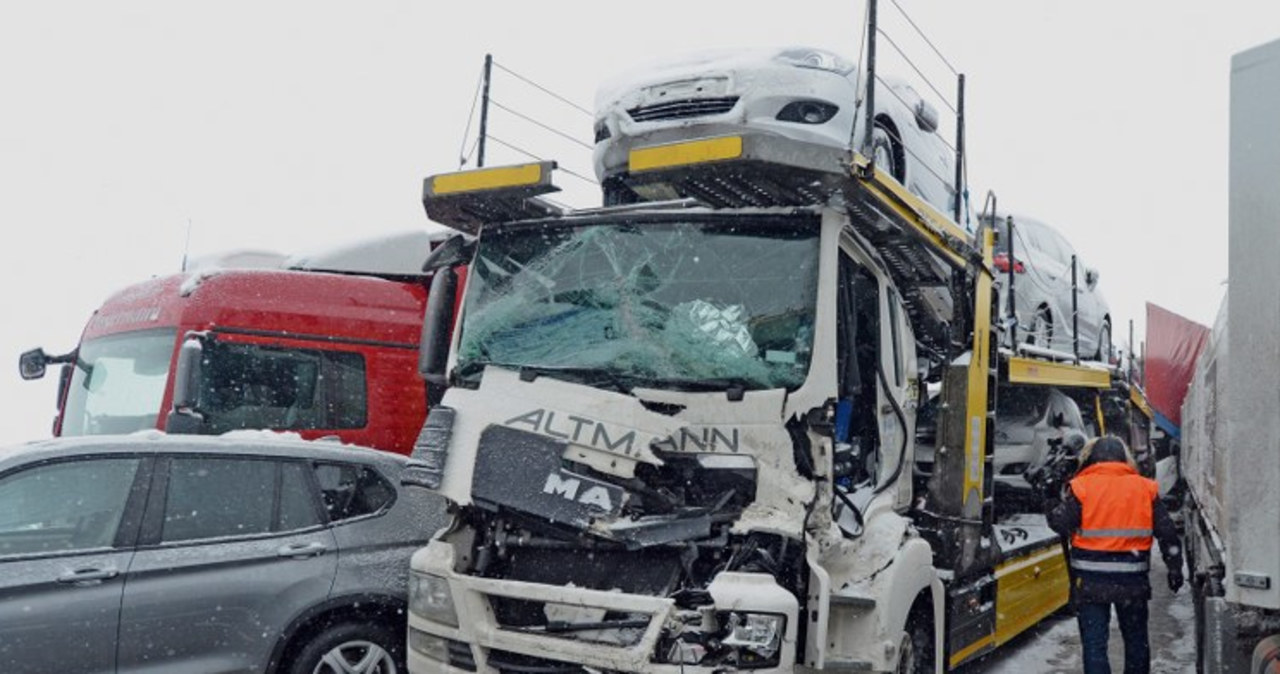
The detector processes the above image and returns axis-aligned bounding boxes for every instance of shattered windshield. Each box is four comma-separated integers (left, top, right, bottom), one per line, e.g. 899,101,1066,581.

456,215,820,392
61,329,177,436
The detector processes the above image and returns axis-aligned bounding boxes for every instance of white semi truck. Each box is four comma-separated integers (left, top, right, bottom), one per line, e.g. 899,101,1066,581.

396,117,1135,672
1180,37,1280,673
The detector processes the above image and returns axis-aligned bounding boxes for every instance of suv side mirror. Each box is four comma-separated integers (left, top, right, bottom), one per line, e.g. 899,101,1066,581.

1085,267,1099,288
19,348,48,380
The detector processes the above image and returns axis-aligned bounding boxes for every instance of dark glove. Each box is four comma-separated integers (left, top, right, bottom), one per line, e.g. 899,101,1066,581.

1168,568,1185,594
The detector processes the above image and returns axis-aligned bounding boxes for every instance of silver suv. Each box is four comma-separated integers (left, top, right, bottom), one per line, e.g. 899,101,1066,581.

0,432,446,673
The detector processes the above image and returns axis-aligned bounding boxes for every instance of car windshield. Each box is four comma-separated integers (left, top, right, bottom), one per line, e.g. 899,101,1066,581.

61,329,177,436
455,215,820,392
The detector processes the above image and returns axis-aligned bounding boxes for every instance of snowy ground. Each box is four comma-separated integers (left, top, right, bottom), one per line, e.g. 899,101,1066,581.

962,554,1195,673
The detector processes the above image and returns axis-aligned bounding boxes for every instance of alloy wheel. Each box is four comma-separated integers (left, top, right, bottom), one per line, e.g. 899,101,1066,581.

312,640,397,674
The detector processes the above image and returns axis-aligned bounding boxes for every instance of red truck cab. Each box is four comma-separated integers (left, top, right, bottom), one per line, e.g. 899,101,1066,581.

19,232,439,455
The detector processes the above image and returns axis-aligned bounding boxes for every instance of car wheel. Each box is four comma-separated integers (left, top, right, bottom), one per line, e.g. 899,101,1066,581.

1095,320,1112,362
870,120,906,183
896,610,934,674
1026,305,1053,349
289,621,403,674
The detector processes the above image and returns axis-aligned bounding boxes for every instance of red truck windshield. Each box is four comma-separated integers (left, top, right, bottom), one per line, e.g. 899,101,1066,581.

61,329,176,436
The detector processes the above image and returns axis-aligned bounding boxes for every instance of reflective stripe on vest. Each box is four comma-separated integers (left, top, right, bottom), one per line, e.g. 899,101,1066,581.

1069,462,1160,552
1070,558,1151,573
1077,528,1153,538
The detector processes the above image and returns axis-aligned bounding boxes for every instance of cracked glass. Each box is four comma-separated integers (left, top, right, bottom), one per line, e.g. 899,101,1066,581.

456,215,820,392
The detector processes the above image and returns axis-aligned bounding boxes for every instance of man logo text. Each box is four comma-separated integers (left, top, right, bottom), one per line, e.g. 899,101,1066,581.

543,473,614,511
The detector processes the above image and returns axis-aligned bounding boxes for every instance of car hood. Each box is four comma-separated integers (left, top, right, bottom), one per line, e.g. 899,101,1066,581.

595,46,852,111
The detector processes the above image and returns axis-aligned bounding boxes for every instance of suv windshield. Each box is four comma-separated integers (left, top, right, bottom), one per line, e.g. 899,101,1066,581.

456,215,820,392
61,329,176,436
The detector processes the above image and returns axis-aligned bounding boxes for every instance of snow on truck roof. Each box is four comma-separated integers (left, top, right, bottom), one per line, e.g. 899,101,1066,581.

184,230,446,279
287,229,448,278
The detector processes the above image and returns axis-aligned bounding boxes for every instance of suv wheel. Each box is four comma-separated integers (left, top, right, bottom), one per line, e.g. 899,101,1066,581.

290,621,403,674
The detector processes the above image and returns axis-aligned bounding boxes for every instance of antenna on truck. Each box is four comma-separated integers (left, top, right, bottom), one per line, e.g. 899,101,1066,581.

181,218,193,272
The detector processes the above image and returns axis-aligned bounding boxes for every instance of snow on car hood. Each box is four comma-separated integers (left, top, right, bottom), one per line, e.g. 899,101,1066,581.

595,46,858,110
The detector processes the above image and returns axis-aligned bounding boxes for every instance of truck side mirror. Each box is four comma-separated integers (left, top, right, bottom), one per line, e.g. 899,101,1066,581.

420,266,458,386
165,336,206,434
422,234,476,273
19,348,48,380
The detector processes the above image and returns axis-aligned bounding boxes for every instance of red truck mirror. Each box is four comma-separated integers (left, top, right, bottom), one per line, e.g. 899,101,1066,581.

165,336,207,434
19,348,48,380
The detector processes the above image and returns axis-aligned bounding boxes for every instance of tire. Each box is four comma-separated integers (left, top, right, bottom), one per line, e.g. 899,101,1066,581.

897,611,935,674
288,621,404,674
1027,305,1054,349
870,121,906,183
1094,319,1112,362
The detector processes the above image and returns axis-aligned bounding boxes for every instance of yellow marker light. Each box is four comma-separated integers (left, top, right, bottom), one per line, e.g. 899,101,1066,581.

629,136,743,172
431,163,545,195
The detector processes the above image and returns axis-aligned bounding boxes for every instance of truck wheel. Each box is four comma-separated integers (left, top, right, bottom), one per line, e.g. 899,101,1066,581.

288,621,403,674
897,613,934,674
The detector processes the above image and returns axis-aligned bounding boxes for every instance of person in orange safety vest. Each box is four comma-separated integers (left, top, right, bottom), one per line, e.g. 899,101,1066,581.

1048,435,1184,674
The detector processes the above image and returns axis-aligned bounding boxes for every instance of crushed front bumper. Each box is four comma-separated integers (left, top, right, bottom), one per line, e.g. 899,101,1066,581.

407,542,800,673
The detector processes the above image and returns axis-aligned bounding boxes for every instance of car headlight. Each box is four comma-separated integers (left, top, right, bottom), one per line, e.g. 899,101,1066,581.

721,612,784,661
776,100,840,124
409,573,459,627
773,48,856,74
594,119,612,143
408,627,449,662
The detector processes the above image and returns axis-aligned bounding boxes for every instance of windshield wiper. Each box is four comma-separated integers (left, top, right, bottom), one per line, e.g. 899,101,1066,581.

457,362,635,395
631,376,756,401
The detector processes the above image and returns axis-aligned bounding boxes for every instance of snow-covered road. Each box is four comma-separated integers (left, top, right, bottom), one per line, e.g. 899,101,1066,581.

961,554,1195,673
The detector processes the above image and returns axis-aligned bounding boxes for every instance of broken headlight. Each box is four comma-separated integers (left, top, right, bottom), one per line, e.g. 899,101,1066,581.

721,612,785,665
409,573,458,627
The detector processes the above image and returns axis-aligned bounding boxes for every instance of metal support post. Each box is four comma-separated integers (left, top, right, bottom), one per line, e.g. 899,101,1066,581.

862,0,878,156
1071,254,1080,361
477,53,493,168
954,73,965,224
1006,216,1016,346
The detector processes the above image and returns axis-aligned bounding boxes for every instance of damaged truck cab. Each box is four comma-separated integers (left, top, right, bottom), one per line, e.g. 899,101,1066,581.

403,136,1111,672
405,153,943,672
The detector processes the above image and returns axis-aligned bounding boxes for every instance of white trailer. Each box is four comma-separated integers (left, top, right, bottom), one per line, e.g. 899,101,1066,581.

1181,36,1280,674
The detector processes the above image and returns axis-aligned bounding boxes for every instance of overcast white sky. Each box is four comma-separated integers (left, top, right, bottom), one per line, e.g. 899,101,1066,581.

2,1,1276,445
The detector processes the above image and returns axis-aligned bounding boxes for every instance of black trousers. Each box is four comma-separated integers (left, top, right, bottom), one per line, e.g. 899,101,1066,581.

1076,599,1149,674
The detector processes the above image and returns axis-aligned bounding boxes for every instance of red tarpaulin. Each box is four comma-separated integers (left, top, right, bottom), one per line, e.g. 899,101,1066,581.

1146,302,1211,428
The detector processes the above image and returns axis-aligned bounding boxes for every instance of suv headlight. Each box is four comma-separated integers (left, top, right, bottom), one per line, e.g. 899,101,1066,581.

773,48,856,74
409,573,458,627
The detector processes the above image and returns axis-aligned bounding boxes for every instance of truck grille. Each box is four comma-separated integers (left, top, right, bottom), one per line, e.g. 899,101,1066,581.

488,595,649,647
627,97,739,122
